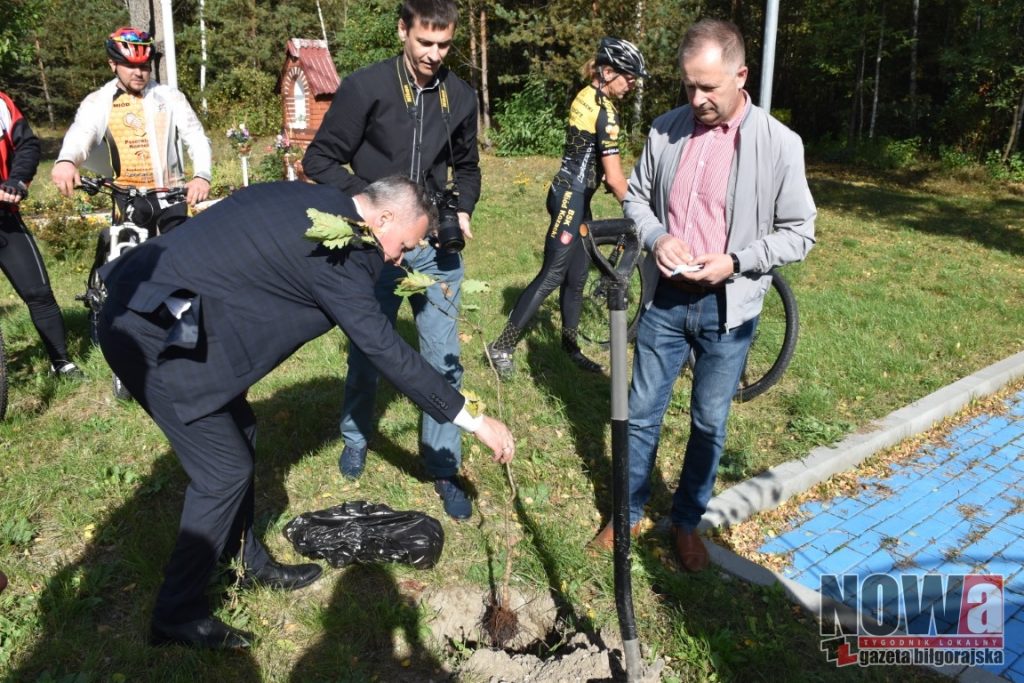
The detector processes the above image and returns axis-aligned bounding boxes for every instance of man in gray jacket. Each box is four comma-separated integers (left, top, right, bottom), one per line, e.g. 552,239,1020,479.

589,19,816,569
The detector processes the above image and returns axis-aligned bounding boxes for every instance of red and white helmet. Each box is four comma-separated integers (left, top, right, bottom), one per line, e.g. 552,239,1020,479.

106,27,154,66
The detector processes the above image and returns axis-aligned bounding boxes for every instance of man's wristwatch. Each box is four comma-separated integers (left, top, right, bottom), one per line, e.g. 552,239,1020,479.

729,253,741,274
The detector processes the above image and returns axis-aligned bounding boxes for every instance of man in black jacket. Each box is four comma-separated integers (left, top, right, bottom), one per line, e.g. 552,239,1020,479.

98,176,515,649
302,0,481,520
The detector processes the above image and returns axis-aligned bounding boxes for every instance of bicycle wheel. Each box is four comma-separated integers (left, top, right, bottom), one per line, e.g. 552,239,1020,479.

85,267,106,346
578,234,650,346
0,326,7,421
734,271,799,402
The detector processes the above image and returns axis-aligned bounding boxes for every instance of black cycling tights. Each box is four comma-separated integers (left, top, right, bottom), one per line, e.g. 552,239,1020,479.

0,212,71,364
507,185,593,332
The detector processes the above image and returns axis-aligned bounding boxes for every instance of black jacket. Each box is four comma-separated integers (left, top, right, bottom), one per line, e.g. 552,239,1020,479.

0,91,40,191
302,57,481,215
98,181,465,424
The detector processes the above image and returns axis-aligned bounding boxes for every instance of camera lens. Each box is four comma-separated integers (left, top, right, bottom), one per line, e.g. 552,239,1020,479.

433,190,464,253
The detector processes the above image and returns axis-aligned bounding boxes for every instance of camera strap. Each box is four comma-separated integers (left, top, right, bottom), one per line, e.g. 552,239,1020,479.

396,59,457,190
396,59,451,121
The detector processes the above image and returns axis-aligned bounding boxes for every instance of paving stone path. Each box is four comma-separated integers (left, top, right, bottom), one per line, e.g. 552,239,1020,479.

759,389,1024,681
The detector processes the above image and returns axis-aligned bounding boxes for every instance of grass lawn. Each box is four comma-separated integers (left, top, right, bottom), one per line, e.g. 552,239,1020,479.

1,145,1020,681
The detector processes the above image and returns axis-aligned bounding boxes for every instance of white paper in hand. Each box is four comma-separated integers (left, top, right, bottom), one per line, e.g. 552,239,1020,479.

671,263,703,276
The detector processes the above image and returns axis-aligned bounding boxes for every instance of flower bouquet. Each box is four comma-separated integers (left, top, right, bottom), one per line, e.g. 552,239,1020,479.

227,124,254,186
275,132,298,180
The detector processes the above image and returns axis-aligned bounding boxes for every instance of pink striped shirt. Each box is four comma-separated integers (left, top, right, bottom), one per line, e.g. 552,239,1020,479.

667,92,750,257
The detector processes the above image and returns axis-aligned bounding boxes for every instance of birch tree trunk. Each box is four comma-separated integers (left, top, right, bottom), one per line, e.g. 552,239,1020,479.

199,0,208,115
1003,87,1024,162
469,0,481,135
849,32,866,143
479,4,492,144
633,0,645,125
869,5,884,139
909,0,919,124
33,36,54,125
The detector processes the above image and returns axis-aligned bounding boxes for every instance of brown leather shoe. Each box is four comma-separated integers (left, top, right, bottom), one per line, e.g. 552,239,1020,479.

587,520,642,553
670,525,709,572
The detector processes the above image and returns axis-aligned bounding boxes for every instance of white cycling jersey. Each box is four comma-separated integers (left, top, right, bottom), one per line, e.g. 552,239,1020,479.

57,79,212,188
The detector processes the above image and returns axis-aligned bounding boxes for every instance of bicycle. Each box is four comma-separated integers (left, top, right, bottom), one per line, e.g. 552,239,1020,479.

578,230,799,402
75,177,187,400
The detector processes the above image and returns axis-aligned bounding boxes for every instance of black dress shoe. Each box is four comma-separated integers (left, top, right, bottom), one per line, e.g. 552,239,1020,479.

150,616,252,649
239,560,322,591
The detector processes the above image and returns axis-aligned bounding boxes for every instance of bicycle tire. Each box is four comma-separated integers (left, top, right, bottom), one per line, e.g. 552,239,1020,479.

734,271,799,402
86,267,105,346
0,326,7,421
578,233,651,346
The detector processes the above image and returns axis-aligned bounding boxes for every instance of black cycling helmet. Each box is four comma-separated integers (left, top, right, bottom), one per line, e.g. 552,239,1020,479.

595,37,649,80
106,27,154,66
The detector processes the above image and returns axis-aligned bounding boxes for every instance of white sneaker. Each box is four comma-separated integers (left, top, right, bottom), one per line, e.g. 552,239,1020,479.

51,361,85,380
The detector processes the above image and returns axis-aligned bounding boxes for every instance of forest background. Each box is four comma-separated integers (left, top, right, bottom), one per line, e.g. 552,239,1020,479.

1,0,1022,176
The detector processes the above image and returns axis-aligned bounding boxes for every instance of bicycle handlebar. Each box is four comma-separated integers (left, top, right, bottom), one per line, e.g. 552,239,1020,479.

77,176,186,203
582,219,642,282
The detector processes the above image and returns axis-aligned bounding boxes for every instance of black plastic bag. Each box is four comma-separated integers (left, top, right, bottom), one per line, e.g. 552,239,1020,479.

283,501,444,569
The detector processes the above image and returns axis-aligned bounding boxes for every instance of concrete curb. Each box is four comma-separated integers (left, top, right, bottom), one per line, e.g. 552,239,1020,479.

698,350,1024,532
693,352,1024,681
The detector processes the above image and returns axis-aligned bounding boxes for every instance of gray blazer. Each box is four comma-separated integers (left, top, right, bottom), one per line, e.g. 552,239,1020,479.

623,100,817,330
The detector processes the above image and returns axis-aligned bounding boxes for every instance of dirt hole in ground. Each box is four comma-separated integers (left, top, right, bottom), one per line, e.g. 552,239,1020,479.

419,584,662,681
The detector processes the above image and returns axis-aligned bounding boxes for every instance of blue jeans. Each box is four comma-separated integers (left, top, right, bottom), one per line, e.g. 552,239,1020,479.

627,283,757,530
339,245,464,478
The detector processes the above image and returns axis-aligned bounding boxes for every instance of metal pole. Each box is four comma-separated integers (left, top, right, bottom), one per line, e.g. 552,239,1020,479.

317,0,329,45
160,0,178,90
759,0,779,112
199,0,208,115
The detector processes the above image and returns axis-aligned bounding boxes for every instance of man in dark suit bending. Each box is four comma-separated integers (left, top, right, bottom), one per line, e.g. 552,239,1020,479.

97,175,516,649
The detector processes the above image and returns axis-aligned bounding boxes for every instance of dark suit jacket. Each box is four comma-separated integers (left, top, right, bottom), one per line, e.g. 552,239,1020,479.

99,181,464,425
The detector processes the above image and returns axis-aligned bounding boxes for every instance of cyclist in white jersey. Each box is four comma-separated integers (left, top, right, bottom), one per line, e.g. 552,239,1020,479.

51,26,212,230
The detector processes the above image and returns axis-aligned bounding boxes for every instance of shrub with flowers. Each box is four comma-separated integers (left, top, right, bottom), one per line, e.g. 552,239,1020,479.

226,124,253,156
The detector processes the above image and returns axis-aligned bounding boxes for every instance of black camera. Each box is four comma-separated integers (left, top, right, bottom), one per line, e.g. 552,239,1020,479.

430,189,465,253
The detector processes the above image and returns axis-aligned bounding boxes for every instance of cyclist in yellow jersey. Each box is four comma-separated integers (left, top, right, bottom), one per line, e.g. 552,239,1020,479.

52,27,212,232
487,38,648,378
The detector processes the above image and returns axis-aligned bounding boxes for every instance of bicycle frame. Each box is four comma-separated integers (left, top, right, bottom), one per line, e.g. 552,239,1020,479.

79,176,187,269
106,222,150,259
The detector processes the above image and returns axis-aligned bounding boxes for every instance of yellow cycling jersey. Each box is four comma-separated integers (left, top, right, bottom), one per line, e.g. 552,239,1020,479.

554,85,621,191
106,92,156,188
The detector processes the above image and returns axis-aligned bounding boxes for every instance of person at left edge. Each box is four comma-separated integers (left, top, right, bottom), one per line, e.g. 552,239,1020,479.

0,90,83,379
302,0,481,520
96,176,516,650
